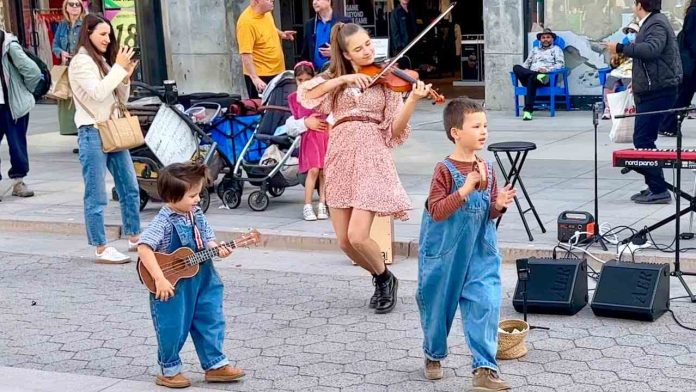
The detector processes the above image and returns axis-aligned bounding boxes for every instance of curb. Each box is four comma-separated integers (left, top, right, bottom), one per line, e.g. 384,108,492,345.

1,218,693,269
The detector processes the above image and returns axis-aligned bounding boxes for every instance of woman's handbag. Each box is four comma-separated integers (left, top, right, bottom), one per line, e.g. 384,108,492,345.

46,65,71,100
74,91,144,152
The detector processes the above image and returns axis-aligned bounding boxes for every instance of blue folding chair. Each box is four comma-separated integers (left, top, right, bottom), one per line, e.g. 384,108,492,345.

510,36,571,117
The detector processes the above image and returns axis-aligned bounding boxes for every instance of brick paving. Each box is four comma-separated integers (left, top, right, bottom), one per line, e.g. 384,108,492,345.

1,251,696,391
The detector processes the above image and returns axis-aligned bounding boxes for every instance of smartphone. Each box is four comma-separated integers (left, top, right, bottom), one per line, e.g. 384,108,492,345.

132,47,141,61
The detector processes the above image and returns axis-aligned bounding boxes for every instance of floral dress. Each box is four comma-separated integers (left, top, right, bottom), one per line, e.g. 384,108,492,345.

297,76,412,220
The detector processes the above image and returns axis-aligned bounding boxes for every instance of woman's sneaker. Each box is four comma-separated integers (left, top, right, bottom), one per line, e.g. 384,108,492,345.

316,203,329,220
472,368,510,391
424,359,443,380
96,247,131,264
303,204,318,221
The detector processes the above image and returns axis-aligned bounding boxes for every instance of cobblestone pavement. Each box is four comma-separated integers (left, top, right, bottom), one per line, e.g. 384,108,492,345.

2,251,696,391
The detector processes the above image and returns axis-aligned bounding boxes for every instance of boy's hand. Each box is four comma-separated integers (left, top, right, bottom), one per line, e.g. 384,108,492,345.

155,277,175,301
496,184,516,210
218,241,233,258
458,171,482,198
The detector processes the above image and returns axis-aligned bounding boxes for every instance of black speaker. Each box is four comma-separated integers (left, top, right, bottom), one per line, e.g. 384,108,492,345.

513,258,588,315
591,261,670,321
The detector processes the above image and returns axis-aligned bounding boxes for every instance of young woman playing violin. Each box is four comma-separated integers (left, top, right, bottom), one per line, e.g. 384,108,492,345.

298,22,431,314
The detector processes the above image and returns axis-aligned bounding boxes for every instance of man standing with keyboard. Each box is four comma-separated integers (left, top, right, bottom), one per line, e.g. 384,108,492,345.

607,0,682,204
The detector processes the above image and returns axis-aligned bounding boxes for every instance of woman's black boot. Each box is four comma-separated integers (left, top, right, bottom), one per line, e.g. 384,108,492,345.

374,270,398,314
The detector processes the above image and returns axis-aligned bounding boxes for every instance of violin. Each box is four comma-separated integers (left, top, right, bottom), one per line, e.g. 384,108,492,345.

360,62,445,104
359,2,457,105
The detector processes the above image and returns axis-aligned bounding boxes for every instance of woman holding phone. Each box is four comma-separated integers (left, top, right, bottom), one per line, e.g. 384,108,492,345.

69,14,141,264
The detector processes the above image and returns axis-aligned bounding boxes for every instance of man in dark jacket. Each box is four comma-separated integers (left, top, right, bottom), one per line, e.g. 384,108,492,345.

390,0,417,56
659,3,696,136
608,0,682,204
300,0,351,71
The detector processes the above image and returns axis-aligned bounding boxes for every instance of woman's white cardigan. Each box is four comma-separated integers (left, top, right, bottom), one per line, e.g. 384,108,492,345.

69,47,130,128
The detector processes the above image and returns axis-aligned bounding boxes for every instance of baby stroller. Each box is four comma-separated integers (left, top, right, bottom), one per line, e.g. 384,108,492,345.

116,82,240,212
227,71,301,211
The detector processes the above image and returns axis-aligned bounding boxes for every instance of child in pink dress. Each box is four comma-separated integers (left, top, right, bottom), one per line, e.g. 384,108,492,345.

288,61,330,221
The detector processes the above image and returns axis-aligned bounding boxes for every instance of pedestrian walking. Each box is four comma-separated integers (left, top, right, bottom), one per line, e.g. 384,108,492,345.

417,97,515,391
137,162,245,389
53,0,86,152
0,28,42,201
68,14,141,263
298,23,431,314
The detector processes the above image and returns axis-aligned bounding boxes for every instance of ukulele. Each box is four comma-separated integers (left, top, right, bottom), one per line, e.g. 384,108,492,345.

137,230,261,294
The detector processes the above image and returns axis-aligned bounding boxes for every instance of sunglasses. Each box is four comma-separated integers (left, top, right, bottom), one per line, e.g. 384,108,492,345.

67,2,81,7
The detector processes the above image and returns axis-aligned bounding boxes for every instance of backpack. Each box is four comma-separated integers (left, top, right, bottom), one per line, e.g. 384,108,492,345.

1,30,51,99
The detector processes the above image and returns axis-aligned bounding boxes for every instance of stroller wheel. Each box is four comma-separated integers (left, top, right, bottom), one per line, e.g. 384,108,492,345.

223,189,242,209
269,186,285,198
139,189,149,211
248,190,270,212
199,187,211,213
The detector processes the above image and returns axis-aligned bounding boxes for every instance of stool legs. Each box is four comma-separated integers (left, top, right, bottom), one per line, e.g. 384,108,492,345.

493,151,547,241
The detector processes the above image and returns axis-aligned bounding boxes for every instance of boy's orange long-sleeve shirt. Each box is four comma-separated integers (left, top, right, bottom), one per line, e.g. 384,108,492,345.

427,159,505,222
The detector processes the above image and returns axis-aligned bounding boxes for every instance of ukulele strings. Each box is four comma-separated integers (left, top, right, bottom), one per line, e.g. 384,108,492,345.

157,241,239,275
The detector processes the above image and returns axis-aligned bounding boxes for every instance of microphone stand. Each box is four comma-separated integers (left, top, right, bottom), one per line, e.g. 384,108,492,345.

616,105,696,302
517,259,550,331
590,103,608,250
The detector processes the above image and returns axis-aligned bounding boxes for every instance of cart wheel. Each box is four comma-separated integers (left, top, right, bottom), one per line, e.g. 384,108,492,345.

223,189,242,209
269,186,285,198
217,176,243,200
199,187,211,213
139,189,149,211
248,190,270,212
112,187,119,202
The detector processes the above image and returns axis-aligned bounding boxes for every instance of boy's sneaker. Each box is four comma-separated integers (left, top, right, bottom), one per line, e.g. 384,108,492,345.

205,365,245,382
96,247,131,264
12,180,34,198
316,203,329,220
472,368,510,391
522,111,533,121
155,373,191,388
424,358,443,380
303,204,318,221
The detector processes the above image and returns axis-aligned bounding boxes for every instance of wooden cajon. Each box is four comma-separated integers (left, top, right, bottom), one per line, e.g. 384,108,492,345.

352,215,394,265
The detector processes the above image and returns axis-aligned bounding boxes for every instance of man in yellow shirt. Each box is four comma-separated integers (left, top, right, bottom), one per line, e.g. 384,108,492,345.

236,0,296,99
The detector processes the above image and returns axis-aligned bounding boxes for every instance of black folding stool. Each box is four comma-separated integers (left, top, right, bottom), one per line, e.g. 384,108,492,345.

487,141,546,241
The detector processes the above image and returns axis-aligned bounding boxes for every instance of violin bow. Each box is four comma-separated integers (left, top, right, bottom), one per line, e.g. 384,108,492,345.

366,1,458,88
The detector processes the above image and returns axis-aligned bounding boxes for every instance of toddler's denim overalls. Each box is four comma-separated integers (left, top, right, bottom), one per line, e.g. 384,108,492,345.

417,159,502,371
149,217,229,376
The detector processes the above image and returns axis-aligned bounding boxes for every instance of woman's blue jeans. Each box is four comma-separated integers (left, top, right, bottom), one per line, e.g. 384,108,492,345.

78,126,140,246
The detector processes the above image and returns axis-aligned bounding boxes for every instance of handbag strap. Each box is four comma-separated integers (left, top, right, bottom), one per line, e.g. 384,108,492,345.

72,83,125,123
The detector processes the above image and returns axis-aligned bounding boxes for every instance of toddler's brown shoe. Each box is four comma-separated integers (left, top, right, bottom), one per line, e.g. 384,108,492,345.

472,367,510,391
205,365,245,382
155,373,191,388
424,358,443,380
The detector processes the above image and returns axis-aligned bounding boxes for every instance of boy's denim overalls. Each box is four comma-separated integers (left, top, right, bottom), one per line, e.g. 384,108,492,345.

149,216,229,377
416,159,502,371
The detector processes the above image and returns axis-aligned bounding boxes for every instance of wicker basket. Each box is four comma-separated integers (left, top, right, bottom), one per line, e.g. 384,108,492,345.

496,319,529,360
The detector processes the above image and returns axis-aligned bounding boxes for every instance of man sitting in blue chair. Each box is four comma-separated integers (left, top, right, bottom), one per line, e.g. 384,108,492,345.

512,28,565,120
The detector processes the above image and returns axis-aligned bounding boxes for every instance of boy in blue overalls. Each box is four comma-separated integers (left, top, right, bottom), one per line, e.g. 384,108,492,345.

138,162,245,388
417,97,515,391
